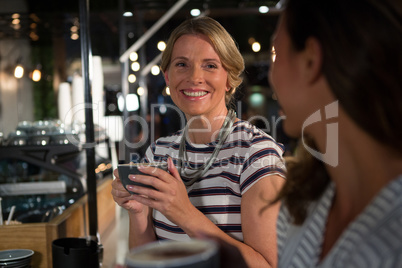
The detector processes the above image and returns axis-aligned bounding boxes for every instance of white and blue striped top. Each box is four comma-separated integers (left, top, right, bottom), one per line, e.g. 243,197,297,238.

144,120,286,242
277,175,402,268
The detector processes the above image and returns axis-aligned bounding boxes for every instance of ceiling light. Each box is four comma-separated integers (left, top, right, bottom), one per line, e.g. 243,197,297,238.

71,33,79,40
259,6,269,13
151,65,160,76
131,62,140,72
129,52,138,61
128,74,136,83
252,42,261,52
123,12,133,17
157,41,166,51
137,87,145,96
190,9,201,17
14,65,24,79
32,69,41,82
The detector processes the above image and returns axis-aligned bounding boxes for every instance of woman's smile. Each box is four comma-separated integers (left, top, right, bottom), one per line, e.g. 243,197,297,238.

181,90,208,98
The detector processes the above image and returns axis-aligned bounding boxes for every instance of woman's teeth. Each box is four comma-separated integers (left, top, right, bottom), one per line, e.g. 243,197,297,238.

183,91,207,97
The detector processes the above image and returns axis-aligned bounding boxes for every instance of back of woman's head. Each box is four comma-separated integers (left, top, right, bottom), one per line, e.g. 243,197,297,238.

284,0,402,153
275,0,402,225
161,16,245,106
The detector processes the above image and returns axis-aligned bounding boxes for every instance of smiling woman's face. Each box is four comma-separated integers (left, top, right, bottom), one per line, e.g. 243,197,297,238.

164,34,229,118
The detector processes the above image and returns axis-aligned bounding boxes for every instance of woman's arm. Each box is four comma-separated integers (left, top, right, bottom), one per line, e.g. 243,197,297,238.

111,169,157,249
128,158,284,267
127,207,156,249
240,175,284,267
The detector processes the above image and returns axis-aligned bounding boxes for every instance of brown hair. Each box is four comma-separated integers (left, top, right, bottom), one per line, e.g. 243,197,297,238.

160,16,245,107
276,0,402,225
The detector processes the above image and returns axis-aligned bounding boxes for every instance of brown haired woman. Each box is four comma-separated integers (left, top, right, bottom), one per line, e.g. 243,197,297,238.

269,0,402,267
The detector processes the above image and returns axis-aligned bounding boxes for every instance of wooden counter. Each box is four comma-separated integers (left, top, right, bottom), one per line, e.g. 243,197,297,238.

0,178,115,268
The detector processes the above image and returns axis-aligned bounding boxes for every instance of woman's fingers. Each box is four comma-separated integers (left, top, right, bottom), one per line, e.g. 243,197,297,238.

167,157,181,181
113,168,119,179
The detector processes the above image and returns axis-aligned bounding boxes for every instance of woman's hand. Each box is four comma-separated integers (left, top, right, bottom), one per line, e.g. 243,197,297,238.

127,157,195,226
111,168,149,215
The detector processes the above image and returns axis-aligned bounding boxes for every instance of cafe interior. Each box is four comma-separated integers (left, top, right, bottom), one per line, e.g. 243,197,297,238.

0,0,291,267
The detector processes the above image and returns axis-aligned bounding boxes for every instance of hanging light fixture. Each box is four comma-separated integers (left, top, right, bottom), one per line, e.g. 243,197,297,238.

252,42,261,52
157,41,166,51
131,62,140,72
14,64,24,79
32,64,42,82
129,52,138,61
32,69,41,82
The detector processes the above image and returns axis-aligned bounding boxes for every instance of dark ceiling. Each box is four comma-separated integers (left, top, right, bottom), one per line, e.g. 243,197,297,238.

0,0,281,86
0,0,281,50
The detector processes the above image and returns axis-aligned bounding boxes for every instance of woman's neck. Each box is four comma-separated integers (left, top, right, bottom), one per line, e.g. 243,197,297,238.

313,110,402,259
185,108,230,144
323,117,402,218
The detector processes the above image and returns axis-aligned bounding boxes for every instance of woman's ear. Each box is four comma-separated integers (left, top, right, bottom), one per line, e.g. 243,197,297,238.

226,81,231,92
164,70,170,85
303,37,323,83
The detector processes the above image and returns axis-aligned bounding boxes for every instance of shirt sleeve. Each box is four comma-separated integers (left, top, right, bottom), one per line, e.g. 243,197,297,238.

239,136,286,195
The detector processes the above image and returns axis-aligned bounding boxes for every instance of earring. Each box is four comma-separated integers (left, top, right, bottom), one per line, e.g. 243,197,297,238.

164,86,170,95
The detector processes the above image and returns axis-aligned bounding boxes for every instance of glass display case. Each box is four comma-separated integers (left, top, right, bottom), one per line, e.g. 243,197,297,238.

0,120,115,268
0,120,112,224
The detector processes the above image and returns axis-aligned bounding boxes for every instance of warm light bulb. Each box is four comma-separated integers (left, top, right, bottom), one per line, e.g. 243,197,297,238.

128,74,136,83
157,41,166,51
32,69,41,82
14,65,24,78
252,42,261,52
131,62,140,72
151,65,160,76
137,87,145,96
129,52,138,61
71,33,79,40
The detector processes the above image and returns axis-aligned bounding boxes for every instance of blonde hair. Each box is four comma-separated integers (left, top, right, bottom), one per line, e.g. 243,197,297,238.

160,16,245,106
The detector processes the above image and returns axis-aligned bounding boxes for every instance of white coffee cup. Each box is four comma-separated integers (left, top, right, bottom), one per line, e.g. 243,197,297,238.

125,239,219,268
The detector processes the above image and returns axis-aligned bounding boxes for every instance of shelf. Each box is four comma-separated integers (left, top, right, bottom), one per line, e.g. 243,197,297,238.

0,177,115,268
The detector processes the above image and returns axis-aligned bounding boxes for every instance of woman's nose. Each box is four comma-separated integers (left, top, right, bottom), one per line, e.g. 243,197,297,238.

188,66,203,84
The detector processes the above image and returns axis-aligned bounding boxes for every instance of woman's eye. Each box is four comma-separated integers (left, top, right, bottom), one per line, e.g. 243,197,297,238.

206,64,217,69
175,62,186,67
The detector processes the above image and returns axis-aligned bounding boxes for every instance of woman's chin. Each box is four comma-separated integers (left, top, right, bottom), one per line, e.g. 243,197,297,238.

283,122,301,139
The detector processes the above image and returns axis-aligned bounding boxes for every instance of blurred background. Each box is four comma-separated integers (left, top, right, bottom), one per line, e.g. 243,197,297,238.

0,0,294,158
0,1,296,267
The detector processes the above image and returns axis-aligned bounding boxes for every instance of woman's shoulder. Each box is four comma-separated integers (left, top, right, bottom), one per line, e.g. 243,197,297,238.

232,120,284,150
233,119,273,137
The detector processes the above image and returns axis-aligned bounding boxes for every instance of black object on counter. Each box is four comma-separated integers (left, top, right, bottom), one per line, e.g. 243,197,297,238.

52,238,102,268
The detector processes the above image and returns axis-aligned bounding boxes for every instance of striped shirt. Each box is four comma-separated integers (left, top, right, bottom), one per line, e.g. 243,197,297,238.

144,120,286,241
277,175,402,268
